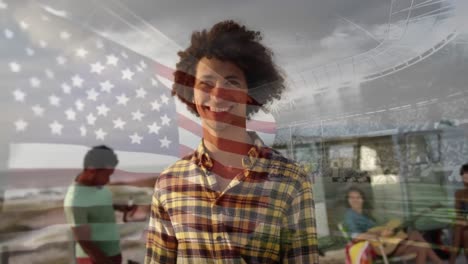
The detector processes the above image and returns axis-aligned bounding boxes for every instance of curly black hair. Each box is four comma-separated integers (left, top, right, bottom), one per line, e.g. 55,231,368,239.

172,20,285,118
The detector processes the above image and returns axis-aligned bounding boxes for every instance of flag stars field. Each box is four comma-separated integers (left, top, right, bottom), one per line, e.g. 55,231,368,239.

6,8,183,157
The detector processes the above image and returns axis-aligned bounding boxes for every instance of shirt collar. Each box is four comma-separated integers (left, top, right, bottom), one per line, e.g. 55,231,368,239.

193,131,266,171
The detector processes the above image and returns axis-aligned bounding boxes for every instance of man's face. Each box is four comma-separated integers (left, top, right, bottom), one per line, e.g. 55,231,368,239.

193,57,249,133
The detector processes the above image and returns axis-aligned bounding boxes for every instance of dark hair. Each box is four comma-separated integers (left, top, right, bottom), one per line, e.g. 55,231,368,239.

460,163,468,176
83,145,118,169
172,20,285,118
345,186,374,219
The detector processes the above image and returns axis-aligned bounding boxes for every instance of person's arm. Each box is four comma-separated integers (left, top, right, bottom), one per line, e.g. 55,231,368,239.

280,178,319,264
343,211,380,242
145,190,178,264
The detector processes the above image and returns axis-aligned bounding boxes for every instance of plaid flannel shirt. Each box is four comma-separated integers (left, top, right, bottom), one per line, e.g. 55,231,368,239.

145,133,318,263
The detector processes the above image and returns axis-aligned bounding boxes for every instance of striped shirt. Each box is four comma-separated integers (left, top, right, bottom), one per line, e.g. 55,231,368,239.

145,133,319,263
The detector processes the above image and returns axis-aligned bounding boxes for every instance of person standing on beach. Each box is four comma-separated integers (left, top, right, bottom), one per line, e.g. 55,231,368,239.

145,20,319,263
64,145,134,264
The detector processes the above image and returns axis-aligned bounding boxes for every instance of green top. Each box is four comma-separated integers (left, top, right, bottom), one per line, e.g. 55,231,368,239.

64,183,121,258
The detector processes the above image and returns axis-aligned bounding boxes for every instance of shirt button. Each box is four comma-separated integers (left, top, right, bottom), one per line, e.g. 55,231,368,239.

216,236,223,241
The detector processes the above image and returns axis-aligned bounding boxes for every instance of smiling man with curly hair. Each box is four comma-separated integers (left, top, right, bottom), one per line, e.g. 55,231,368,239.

145,20,318,264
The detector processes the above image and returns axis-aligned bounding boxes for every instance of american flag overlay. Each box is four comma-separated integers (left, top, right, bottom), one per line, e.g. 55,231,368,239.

3,4,180,157
2,2,276,174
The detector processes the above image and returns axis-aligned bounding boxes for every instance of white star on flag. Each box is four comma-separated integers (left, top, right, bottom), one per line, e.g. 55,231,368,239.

9,62,21,72
71,75,84,87
61,83,72,94
151,100,161,111
90,62,105,74
15,119,28,131
151,78,159,86
76,48,88,58
4,28,14,39
160,136,171,148
80,126,87,137
49,95,61,106
86,113,97,125
161,114,171,126
96,104,110,116
136,87,147,98
19,21,29,30
160,94,169,104
100,80,114,93
65,109,76,120
122,68,134,80
95,128,107,140
39,40,48,48
148,122,161,134
106,54,119,66
32,105,44,116
116,93,129,106
131,110,144,121
30,77,41,88
113,118,126,130
45,69,55,79
130,133,143,144
59,31,71,40
13,89,26,102
75,100,85,111
56,56,67,65
49,121,63,135
26,48,35,56
86,88,99,101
